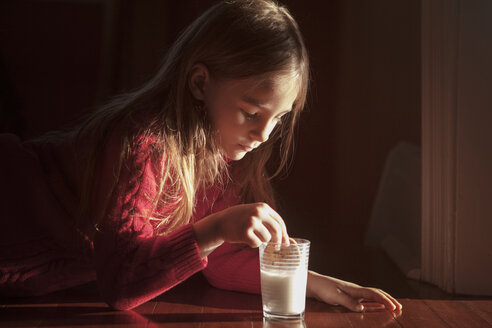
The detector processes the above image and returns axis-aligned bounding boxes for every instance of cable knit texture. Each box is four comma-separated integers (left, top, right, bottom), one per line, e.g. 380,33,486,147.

0,131,260,310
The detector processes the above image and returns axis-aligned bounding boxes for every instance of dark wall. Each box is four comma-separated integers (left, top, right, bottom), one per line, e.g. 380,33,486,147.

277,0,421,279
0,0,420,282
0,1,103,138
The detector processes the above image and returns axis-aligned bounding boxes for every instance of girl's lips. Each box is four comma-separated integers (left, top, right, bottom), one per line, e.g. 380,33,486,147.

238,144,253,151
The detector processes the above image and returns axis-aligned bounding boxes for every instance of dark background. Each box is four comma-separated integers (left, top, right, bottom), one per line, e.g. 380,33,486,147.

0,0,420,291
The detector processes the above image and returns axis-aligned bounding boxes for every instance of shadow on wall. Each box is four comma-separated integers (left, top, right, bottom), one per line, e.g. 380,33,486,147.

365,142,421,280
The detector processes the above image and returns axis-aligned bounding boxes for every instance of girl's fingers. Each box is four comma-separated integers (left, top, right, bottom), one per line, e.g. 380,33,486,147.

246,229,264,248
361,303,386,312
341,284,400,312
253,222,272,244
265,206,290,244
334,288,364,312
350,286,397,311
261,216,284,244
378,288,402,311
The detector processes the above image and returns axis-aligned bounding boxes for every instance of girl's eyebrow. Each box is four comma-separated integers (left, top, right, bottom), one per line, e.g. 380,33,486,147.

241,95,292,115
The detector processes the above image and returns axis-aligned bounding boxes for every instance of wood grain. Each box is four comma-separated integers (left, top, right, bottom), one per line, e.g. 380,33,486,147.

1,274,491,327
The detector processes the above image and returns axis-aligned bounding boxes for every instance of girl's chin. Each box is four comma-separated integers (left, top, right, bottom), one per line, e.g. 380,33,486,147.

225,150,247,161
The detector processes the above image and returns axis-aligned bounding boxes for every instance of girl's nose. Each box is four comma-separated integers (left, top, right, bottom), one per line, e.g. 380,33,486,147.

250,120,275,143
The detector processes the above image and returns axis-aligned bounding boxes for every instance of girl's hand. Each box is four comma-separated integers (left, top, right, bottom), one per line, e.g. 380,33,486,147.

307,271,402,313
193,202,289,258
216,202,290,247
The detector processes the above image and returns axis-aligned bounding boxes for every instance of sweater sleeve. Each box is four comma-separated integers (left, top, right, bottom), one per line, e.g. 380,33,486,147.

198,175,261,295
92,133,207,311
203,243,261,294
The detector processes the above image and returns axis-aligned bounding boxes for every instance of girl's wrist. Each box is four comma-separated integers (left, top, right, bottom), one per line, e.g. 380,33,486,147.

306,270,322,300
192,213,224,258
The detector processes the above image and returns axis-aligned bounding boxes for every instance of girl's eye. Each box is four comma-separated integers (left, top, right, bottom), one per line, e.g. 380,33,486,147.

240,108,287,125
241,109,258,120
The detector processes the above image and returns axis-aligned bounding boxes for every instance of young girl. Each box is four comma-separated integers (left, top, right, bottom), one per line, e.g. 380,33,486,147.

0,0,401,313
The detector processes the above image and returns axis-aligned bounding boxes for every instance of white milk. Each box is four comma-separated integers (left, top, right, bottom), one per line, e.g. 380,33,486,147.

261,268,308,315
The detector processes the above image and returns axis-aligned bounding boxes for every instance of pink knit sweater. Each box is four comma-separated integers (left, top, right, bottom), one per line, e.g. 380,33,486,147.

0,131,260,310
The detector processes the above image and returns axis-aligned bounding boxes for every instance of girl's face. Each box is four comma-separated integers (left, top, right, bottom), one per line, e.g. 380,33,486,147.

203,74,299,161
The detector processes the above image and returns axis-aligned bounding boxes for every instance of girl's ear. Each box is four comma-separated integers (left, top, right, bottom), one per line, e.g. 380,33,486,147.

189,63,210,101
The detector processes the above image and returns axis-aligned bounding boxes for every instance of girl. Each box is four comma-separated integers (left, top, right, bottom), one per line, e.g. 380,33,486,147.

0,0,402,313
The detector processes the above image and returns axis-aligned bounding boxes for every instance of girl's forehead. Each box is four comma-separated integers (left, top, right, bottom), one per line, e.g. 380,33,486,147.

235,75,299,113
251,71,300,88
226,73,300,99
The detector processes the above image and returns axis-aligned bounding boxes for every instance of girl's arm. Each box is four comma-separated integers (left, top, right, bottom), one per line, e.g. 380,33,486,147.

92,134,207,311
192,202,290,258
306,271,402,312
192,202,289,294
194,181,401,312
199,228,402,313
191,176,289,294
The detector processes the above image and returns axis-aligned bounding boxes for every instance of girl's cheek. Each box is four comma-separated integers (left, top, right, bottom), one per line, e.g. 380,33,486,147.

234,111,247,125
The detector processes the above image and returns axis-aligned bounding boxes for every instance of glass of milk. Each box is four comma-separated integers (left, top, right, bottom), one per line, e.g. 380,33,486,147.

259,238,310,320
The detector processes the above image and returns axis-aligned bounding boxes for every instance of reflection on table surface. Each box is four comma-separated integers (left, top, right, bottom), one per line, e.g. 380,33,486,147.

263,318,306,328
1,272,491,327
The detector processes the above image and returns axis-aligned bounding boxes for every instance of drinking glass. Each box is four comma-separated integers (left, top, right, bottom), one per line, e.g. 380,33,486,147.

259,238,310,320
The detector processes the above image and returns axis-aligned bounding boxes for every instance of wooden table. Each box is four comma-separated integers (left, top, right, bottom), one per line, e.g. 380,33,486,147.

1,273,491,327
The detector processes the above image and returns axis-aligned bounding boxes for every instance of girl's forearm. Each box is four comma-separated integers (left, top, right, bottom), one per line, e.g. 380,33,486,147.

306,270,323,299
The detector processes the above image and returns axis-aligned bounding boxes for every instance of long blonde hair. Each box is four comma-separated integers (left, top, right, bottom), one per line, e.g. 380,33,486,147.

49,0,309,237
